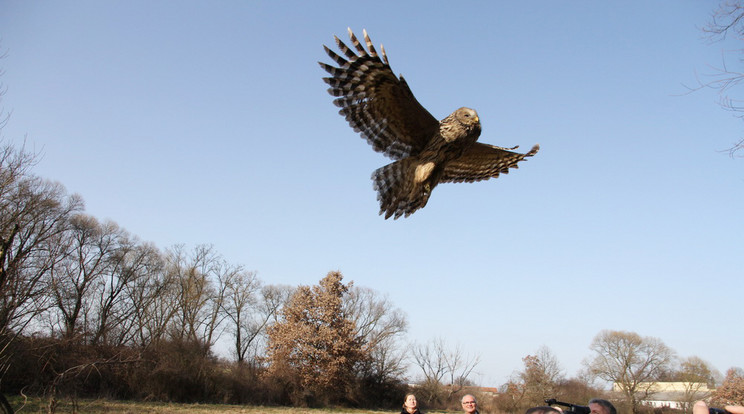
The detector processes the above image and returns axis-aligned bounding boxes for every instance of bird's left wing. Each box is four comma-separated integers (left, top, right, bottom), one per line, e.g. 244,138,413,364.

441,142,540,183
320,28,439,160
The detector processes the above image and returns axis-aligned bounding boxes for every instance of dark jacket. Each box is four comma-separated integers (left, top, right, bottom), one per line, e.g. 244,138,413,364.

400,409,422,414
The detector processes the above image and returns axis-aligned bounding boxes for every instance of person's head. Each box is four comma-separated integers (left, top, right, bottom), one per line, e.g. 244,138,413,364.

403,393,418,413
461,394,478,413
589,399,616,414
526,406,562,414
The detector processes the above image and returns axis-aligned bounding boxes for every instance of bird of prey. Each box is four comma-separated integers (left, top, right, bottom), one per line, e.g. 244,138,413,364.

319,28,539,219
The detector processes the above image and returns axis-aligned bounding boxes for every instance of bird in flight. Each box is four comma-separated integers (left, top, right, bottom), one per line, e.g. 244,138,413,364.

320,28,539,219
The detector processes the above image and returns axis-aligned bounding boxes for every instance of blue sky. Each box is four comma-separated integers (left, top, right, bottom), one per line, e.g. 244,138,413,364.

1,1,742,387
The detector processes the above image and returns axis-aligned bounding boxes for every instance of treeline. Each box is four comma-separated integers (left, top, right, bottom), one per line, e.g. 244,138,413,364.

0,140,411,408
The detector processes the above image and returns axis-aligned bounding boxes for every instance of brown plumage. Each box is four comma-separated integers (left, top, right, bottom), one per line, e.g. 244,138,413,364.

320,28,539,219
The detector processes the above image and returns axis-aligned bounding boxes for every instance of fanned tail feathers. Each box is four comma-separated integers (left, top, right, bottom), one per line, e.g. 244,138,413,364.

372,159,433,219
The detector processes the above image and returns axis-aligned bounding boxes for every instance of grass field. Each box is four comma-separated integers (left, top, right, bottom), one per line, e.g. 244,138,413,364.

5,396,459,414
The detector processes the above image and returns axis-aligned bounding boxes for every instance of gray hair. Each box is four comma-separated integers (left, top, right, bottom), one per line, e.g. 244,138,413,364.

589,399,617,414
461,394,477,403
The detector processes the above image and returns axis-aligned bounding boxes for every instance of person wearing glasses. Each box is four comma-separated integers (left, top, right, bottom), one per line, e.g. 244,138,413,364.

461,394,479,414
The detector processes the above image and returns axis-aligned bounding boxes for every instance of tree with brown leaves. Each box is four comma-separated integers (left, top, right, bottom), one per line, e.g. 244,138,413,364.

712,368,744,406
265,271,367,405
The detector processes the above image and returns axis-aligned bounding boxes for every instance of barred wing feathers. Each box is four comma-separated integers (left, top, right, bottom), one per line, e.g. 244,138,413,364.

319,28,438,160
441,143,540,183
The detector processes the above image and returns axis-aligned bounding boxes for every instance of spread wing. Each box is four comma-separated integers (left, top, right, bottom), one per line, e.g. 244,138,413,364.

319,28,439,160
441,143,540,183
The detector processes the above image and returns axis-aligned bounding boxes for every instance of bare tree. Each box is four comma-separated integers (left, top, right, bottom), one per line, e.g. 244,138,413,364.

496,380,527,414
0,141,83,387
166,244,229,352
123,245,173,348
412,337,480,404
691,1,744,156
519,346,565,406
0,143,83,337
585,330,676,414
90,237,162,346
412,337,448,397
674,356,715,411
259,284,294,326
0,55,9,133
343,286,408,384
220,268,261,363
230,283,293,365
45,214,123,341
495,347,565,413
444,342,480,397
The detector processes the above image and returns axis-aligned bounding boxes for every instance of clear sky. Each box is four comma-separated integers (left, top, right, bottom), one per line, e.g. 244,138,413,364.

1,1,742,387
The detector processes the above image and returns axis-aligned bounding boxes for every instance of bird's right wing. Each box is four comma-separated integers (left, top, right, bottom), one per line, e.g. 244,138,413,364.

441,142,540,183
320,28,439,160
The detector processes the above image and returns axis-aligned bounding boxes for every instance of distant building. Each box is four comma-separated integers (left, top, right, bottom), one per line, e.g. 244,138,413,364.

463,386,499,397
612,382,712,410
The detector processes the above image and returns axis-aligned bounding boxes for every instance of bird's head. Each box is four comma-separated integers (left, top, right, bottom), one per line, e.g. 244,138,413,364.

453,107,482,140
440,107,482,143
455,107,480,127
